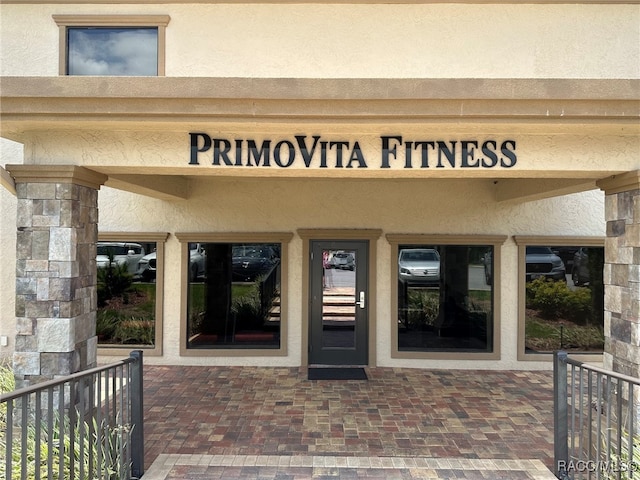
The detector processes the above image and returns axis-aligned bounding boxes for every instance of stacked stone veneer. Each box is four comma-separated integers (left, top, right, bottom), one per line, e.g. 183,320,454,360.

9,166,106,389
598,171,640,379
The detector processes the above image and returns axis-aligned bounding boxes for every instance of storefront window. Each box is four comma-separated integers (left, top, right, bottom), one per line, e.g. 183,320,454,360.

96,233,167,355
520,242,605,355
186,242,282,349
396,244,494,353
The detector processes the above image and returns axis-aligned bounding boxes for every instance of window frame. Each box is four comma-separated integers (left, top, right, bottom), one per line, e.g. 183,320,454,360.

514,235,605,362
387,234,507,360
53,15,170,76
176,232,293,357
96,231,169,357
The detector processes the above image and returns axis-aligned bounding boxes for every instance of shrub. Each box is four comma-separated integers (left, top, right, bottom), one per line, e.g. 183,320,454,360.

113,318,155,345
405,290,439,328
231,284,262,329
562,287,593,324
96,309,121,339
526,277,593,324
96,310,155,345
0,361,15,432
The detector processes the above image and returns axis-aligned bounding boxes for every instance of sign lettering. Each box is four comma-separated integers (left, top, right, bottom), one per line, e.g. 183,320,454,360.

190,133,517,169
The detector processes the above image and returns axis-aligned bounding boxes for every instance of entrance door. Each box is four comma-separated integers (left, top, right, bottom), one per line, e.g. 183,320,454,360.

309,240,368,366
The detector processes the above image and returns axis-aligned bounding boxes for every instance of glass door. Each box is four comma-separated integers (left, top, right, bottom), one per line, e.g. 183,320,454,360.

309,241,368,365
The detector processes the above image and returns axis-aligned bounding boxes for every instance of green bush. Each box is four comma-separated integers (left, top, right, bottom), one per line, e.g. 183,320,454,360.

526,277,593,324
231,283,263,329
96,310,155,345
113,318,155,345
1,361,15,432
96,309,120,339
405,290,439,328
562,287,593,324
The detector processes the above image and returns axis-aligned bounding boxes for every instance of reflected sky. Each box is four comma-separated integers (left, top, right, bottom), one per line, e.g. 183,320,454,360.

68,27,158,76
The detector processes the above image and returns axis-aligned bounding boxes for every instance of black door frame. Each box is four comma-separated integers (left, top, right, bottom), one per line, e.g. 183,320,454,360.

308,240,368,366
298,229,381,368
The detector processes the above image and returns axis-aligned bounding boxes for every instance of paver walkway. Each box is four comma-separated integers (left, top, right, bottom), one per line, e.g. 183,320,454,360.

141,366,558,479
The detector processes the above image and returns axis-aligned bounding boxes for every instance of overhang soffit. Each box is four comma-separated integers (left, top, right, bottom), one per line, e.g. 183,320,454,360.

104,173,190,200
105,174,605,203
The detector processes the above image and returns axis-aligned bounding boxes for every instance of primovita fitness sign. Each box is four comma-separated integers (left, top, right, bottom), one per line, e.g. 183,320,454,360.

189,133,517,169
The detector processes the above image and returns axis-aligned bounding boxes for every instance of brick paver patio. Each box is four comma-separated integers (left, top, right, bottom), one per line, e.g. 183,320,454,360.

141,366,557,479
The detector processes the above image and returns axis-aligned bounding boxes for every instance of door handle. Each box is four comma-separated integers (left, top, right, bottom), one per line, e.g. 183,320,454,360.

357,291,365,309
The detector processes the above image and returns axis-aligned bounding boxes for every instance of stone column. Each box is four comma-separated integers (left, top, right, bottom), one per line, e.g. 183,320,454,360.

7,165,107,389
596,170,640,378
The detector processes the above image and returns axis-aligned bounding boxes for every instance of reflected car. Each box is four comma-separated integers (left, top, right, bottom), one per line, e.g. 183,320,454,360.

97,242,145,275
398,248,440,286
572,247,591,286
328,251,355,270
525,246,566,282
135,244,206,282
483,247,566,284
232,245,279,282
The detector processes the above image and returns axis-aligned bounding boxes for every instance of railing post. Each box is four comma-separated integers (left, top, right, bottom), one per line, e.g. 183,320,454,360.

554,350,570,479
130,350,144,479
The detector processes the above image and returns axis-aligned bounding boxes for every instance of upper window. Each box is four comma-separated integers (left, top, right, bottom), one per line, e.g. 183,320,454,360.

53,15,170,76
68,27,158,75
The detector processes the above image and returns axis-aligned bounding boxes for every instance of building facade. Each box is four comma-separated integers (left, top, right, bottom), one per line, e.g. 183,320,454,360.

0,1,639,385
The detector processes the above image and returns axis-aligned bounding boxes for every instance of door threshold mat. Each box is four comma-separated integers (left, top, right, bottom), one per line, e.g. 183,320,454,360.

308,367,368,380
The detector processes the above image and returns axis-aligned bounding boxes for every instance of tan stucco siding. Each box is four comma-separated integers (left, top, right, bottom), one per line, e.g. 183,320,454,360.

93,179,604,368
1,4,639,78
0,141,21,362
17,130,640,178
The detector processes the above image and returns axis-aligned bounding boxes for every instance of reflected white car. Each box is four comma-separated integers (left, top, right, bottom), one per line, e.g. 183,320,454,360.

96,242,145,275
398,248,440,286
484,247,566,285
136,244,206,282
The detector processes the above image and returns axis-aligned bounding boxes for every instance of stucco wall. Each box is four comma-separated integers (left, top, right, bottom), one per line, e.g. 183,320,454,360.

95,178,605,369
0,1,631,369
0,131,610,369
19,130,640,176
0,140,20,362
1,4,639,79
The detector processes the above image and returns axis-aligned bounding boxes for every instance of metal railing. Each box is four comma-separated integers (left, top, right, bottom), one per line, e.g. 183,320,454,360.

1,350,144,480
554,350,639,479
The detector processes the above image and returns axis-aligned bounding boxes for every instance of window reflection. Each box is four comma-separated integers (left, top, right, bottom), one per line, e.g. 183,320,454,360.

96,240,157,347
397,245,493,353
187,242,281,349
322,249,356,348
524,245,604,354
67,27,158,76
